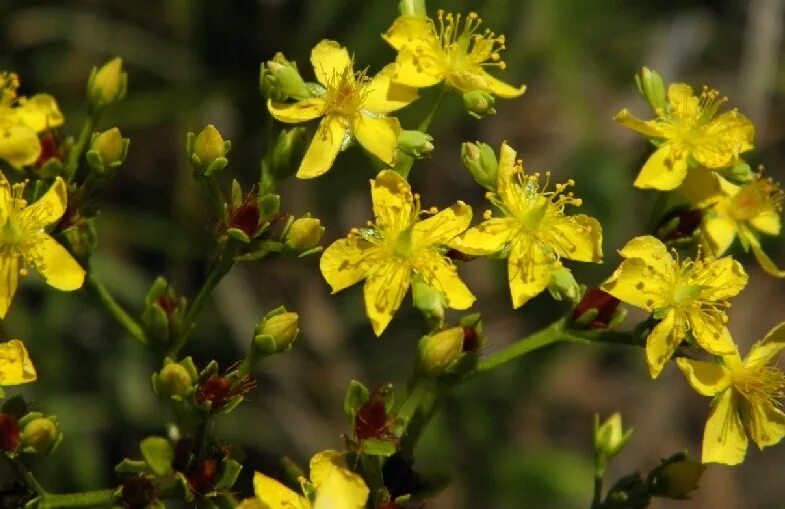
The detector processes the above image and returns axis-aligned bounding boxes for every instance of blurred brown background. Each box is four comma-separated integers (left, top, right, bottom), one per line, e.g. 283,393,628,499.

2,0,785,507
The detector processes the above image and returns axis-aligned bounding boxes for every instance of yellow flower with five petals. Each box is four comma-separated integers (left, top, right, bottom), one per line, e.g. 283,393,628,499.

615,83,753,190
0,72,64,168
452,142,602,308
320,170,474,336
679,167,785,277
0,175,85,318
601,236,747,378
383,11,525,98
677,321,785,465
237,450,368,509
0,339,36,386
267,41,417,179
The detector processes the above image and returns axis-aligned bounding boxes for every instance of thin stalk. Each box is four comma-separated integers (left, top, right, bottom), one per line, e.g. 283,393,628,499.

201,176,225,219
64,114,97,180
474,318,567,374
396,85,448,179
87,274,149,346
39,490,116,509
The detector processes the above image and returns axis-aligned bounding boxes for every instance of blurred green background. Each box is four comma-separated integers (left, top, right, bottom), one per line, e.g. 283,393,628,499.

2,0,785,507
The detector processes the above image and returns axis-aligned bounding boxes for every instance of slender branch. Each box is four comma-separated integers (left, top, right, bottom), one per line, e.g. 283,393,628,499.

4,455,45,496
86,274,149,347
64,114,98,180
396,85,448,179
38,490,116,509
201,176,225,220
474,318,568,375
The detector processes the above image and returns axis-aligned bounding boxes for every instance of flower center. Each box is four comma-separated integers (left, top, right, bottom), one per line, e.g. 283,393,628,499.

0,218,24,247
729,179,783,222
671,283,702,306
734,365,785,409
325,68,369,116
434,10,507,73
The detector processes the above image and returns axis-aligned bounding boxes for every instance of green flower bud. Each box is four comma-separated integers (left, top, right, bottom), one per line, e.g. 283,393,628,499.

594,413,633,473
285,217,324,251
21,416,61,455
269,127,309,180
87,127,129,174
397,130,434,159
547,266,582,303
635,67,666,113
254,310,299,355
156,362,194,399
88,57,127,109
260,53,311,102
461,141,498,189
418,327,464,375
462,90,496,119
188,125,231,176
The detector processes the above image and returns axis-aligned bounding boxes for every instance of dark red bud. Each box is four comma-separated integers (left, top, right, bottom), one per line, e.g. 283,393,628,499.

187,459,218,495
121,475,156,509
355,398,389,440
34,132,64,168
572,288,621,329
197,376,232,408
228,203,260,237
156,295,177,316
0,413,21,452
462,325,480,353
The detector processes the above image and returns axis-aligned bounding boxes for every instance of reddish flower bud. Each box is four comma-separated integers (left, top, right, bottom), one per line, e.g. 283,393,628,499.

572,288,621,329
355,397,389,441
0,413,21,452
462,325,480,353
121,475,156,509
197,373,256,411
187,458,218,495
34,132,64,168
228,203,261,237
156,295,177,316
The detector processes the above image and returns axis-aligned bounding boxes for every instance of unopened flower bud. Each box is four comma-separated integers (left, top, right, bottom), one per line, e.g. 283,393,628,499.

156,362,194,399
594,413,633,470
121,475,157,509
635,67,666,113
547,266,581,303
649,454,705,499
87,127,129,174
286,217,324,251
461,141,498,189
0,413,20,452
269,127,308,180
397,130,434,159
20,415,60,454
189,125,231,176
254,310,299,355
261,53,311,101
462,90,496,119
572,288,623,330
88,57,127,109
418,327,464,374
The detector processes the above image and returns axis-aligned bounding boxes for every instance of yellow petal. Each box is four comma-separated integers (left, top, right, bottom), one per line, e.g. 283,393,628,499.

15,94,64,131
613,108,663,138
692,256,747,301
363,260,411,336
0,125,41,167
676,358,732,396
30,235,85,291
235,498,263,509
749,208,781,236
703,216,737,255
507,238,552,309
645,309,682,378
451,217,517,255
297,116,349,179
475,70,526,99
745,321,785,370
21,176,67,227
633,143,689,190
702,390,747,465
352,114,400,166
313,468,369,509
252,472,308,509
412,201,472,246
618,235,671,262
267,98,326,123
543,214,603,262
311,40,352,87
363,66,419,113
750,240,785,278
309,450,347,490
0,255,20,319
320,237,381,293
0,339,37,385
389,46,445,88
413,252,475,310
693,111,755,168
744,400,785,449
371,170,414,235
687,310,736,356
667,83,700,120
601,258,669,312
677,166,724,207
383,16,435,50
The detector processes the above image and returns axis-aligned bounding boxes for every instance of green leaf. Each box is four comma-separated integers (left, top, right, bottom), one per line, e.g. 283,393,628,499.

344,380,370,422
362,439,397,457
214,458,242,490
140,436,174,476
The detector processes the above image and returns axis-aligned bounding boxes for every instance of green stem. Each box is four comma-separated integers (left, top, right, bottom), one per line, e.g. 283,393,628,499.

38,490,116,509
396,85,448,179
474,318,568,375
86,274,149,347
591,472,603,509
4,455,45,496
201,176,225,219
396,377,440,455
64,114,98,180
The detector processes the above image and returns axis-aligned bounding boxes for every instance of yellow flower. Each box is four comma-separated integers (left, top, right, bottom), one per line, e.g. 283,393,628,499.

0,339,36,385
615,83,754,190
677,321,785,465
0,72,64,168
237,450,368,509
320,170,474,336
601,236,747,378
383,11,525,98
0,175,85,318
267,41,418,179
679,168,785,277
452,142,602,309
